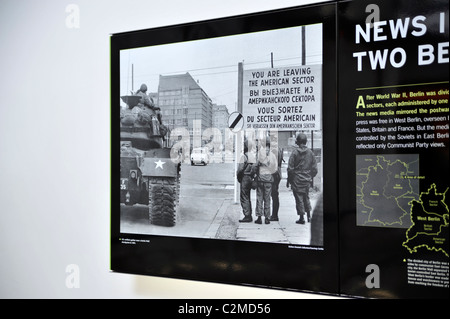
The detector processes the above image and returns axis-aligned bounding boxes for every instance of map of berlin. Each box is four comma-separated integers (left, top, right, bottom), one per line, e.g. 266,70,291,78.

356,154,420,228
402,184,449,257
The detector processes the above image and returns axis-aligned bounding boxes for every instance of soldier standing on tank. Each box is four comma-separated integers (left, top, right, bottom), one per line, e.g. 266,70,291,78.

286,133,318,224
134,83,162,135
131,83,153,119
135,83,155,109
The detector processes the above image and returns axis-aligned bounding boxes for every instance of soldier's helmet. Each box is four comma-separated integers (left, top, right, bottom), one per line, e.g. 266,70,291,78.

140,83,148,92
296,133,308,146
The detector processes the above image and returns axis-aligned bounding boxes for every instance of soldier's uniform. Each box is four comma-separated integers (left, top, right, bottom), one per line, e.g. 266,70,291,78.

270,146,283,221
287,133,318,224
237,149,257,222
255,146,277,224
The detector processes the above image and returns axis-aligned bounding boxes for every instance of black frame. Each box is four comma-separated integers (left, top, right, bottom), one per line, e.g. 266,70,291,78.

111,2,339,295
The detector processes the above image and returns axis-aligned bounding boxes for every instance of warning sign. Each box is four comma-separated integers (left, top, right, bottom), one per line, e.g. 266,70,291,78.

228,112,244,133
242,64,322,131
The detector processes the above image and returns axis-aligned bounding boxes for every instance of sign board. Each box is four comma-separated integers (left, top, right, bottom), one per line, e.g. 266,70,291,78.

242,65,322,131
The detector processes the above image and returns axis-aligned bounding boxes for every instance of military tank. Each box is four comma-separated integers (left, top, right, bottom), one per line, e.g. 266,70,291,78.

120,92,180,227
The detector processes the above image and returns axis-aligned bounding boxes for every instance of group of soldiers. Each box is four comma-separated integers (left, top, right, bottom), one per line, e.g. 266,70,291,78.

237,132,318,225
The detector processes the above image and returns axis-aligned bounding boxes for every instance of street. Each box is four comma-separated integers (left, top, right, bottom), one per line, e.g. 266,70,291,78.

120,161,322,246
120,162,236,238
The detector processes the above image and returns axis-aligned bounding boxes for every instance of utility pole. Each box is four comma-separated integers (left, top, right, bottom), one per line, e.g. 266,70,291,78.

237,62,243,114
301,26,306,66
301,26,315,188
234,62,244,203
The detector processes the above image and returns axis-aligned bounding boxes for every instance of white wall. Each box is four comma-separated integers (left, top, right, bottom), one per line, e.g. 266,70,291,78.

0,0,337,298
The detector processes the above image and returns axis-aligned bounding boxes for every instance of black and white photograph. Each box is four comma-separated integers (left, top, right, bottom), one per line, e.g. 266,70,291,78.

118,23,324,246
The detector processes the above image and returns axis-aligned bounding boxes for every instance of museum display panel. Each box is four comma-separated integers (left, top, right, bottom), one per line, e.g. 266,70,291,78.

338,0,448,298
111,0,448,298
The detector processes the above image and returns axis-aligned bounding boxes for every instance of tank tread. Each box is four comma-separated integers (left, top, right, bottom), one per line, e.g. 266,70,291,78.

148,176,180,227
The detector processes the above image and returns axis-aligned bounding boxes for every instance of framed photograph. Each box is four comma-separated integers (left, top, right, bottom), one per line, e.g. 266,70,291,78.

111,2,339,295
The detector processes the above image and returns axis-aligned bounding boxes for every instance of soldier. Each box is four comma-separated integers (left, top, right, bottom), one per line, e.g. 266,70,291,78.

269,133,283,222
237,138,257,223
254,138,277,225
134,84,162,135
135,83,155,109
286,133,318,224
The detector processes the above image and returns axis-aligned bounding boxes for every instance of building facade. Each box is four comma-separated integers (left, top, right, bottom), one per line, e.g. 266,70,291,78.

212,104,230,141
157,73,213,144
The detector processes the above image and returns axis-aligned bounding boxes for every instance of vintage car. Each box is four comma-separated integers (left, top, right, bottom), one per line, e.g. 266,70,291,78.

190,147,210,166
